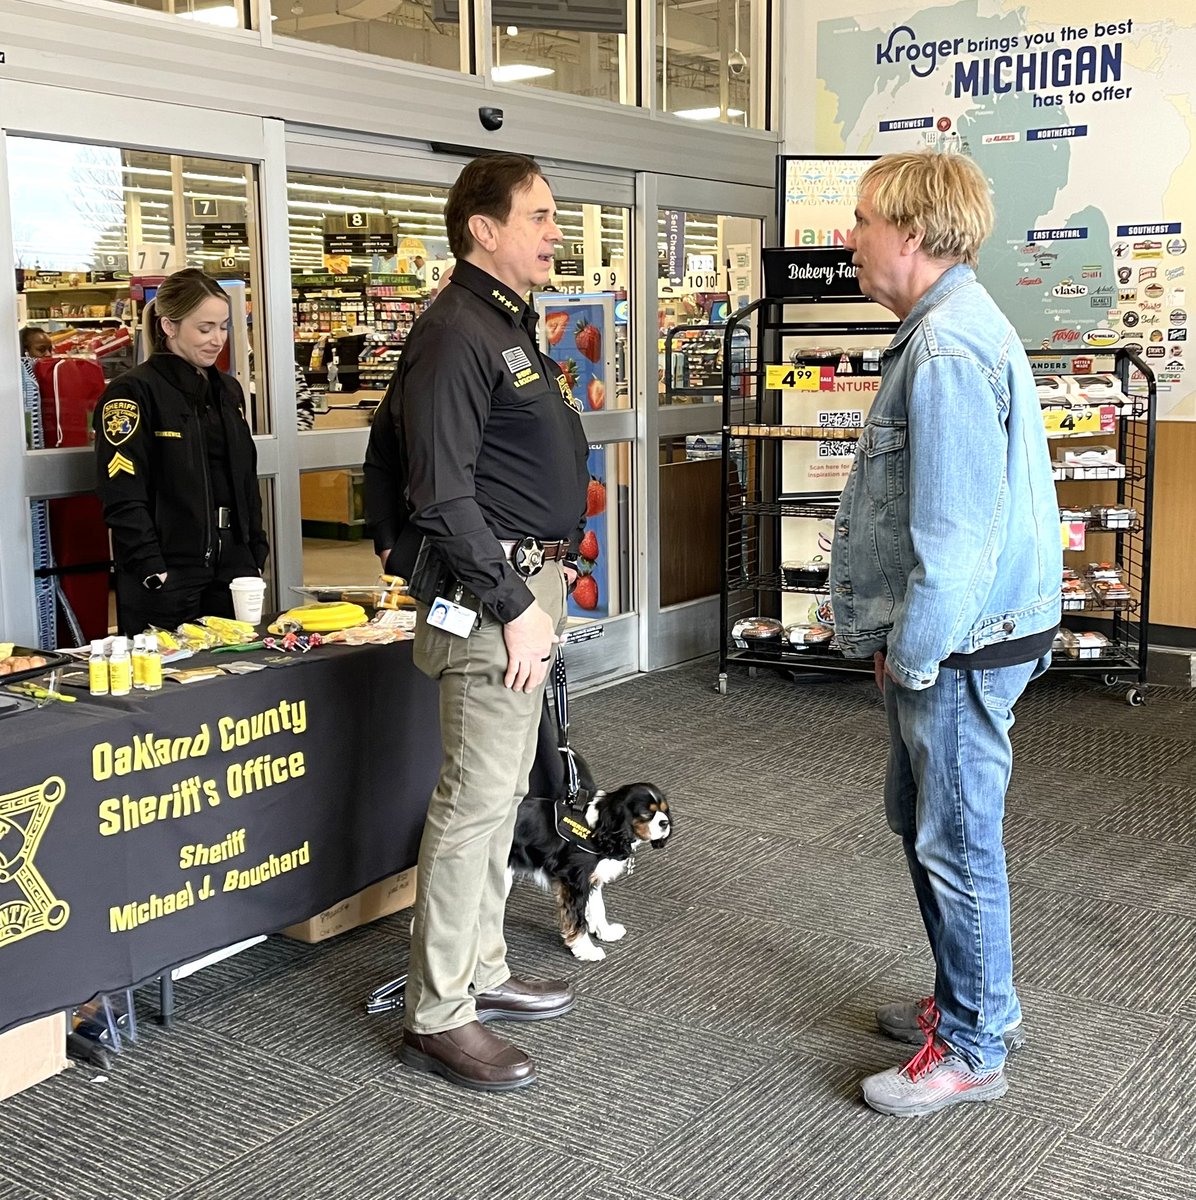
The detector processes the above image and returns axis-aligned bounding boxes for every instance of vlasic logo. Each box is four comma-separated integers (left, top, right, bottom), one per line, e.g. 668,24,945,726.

1083,327,1120,347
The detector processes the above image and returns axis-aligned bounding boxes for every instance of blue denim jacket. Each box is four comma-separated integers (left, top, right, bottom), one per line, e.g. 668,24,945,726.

830,264,1062,689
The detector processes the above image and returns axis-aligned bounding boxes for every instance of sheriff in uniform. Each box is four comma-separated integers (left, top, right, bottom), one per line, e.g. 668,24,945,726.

391,155,589,1093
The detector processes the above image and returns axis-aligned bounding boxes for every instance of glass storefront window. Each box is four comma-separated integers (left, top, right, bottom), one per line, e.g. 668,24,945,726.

10,138,264,448
656,209,760,406
272,0,465,72
657,0,764,128
489,5,630,105
286,171,450,408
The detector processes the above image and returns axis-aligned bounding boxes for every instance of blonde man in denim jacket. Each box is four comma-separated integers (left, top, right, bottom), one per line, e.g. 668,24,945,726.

830,150,1062,1118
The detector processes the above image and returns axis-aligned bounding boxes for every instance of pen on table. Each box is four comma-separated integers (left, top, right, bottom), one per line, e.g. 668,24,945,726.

7,682,76,703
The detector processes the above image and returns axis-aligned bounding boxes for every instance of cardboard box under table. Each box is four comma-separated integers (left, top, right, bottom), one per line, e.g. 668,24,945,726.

282,867,416,943
0,1012,67,1102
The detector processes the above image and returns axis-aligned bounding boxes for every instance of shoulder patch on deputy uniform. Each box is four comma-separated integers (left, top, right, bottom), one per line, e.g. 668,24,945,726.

557,374,582,413
101,399,140,447
106,452,135,478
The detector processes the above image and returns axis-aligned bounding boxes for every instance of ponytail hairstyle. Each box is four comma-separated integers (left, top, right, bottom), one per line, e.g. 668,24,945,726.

143,267,229,353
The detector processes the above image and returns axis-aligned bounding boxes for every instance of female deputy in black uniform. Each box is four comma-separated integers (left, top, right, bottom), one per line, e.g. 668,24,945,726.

94,268,268,635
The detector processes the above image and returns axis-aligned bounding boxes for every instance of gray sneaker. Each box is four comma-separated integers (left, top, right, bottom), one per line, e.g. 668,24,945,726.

877,995,1026,1052
862,1037,1008,1118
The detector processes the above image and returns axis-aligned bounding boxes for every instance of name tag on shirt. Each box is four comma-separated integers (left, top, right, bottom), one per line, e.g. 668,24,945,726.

427,595,478,638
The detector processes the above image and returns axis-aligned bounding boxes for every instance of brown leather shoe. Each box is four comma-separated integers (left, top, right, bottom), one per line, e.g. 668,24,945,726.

474,975,576,1024
399,1021,536,1092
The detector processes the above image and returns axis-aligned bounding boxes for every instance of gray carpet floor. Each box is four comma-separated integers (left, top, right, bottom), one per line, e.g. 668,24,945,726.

3,659,1196,1200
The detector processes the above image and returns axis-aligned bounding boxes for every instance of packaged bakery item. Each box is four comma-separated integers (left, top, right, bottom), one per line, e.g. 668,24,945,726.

731,616,784,651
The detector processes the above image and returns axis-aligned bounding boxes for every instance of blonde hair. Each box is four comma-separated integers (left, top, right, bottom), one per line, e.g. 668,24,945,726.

860,151,994,268
143,268,229,353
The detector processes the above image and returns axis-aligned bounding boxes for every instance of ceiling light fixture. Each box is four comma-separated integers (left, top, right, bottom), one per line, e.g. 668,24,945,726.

674,107,745,121
177,5,240,28
492,64,554,82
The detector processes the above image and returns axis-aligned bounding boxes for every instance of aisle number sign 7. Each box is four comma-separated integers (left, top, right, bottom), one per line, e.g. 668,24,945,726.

133,244,182,274
766,363,836,391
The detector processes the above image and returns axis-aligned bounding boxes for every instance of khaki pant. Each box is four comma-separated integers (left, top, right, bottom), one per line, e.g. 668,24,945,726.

405,563,568,1033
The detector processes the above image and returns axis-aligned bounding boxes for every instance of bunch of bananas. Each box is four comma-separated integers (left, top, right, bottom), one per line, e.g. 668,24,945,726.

268,602,368,634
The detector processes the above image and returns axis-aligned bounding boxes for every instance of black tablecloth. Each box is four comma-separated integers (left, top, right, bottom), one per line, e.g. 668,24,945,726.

0,640,441,1032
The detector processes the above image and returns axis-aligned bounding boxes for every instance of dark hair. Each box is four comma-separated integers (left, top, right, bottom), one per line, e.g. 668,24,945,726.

444,154,545,259
20,326,48,355
143,268,229,353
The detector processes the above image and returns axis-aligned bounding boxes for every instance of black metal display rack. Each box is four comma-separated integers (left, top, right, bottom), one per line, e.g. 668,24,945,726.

716,300,1157,705
717,298,895,694
1037,347,1156,705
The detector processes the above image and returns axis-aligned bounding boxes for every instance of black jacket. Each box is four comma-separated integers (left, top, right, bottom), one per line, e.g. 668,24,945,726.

94,353,268,580
362,373,422,578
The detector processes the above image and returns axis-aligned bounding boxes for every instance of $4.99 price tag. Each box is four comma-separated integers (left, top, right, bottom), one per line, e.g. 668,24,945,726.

1041,406,1109,435
766,364,834,391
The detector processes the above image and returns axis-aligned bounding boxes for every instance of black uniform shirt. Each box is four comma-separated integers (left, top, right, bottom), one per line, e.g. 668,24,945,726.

397,259,589,623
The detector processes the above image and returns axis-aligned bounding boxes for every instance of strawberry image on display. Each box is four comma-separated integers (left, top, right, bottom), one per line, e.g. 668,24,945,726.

579,529,599,561
545,311,569,345
586,477,606,517
586,379,606,411
572,573,599,610
575,318,601,363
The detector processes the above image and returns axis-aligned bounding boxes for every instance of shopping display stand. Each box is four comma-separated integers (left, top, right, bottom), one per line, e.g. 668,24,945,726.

715,289,895,695
715,276,1156,704
1034,347,1156,705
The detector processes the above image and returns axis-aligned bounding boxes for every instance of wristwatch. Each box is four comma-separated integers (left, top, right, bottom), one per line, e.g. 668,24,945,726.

143,573,165,591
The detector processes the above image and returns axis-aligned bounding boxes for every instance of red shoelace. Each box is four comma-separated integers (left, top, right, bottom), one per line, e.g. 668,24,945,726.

903,998,945,1080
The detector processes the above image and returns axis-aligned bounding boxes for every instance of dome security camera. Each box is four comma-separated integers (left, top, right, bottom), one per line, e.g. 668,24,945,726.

728,50,748,78
479,106,504,132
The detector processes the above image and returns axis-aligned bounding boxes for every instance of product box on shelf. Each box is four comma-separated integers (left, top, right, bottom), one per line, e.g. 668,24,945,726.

281,867,416,943
0,1012,67,1102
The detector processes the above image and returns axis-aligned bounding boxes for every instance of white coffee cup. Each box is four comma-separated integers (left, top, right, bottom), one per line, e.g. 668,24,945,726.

229,576,267,625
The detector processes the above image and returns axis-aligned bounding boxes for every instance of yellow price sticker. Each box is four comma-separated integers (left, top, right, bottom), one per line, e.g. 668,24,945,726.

1042,407,1101,435
766,364,822,391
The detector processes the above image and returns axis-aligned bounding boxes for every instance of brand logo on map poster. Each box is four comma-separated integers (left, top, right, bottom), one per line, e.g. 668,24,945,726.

1167,238,1187,255
1171,309,1187,324
1052,328,1081,343
1147,345,1166,358
1113,242,1129,258
1139,266,1157,282
1166,266,1185,280
1144,284,1164,299
1081,266,1102,279
1083,328,1120,347
1169,328,1188,341
982,132,1020,143
1117,267,1133,284
1017,276,1043,286
1053,281,1087,297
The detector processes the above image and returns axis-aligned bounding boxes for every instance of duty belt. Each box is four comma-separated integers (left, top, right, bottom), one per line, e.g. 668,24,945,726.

499,537,570,577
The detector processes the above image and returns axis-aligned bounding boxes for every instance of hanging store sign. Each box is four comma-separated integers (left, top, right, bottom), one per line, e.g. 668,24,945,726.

323,232,396,257
196,223,249,249
762,247,866,302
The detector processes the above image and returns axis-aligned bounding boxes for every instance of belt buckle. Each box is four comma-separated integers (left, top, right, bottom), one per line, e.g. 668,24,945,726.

512,536,545,577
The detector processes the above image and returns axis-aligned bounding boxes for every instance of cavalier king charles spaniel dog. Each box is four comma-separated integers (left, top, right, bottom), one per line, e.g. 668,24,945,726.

507,782,672,961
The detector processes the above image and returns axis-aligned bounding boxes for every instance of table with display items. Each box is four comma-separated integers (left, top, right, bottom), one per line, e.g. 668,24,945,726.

0,638,443,1034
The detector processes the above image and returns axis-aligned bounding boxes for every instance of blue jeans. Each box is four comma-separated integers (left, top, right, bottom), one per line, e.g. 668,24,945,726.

883,653,1049,1071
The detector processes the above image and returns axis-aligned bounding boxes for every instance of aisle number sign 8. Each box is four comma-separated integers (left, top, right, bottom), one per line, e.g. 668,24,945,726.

765,364,834,391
